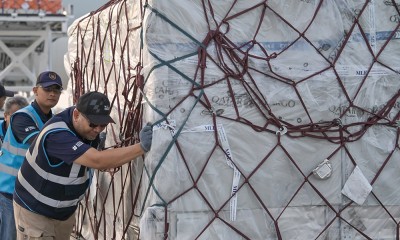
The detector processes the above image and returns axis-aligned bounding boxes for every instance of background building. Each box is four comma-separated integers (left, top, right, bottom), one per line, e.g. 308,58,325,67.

0,0,108,110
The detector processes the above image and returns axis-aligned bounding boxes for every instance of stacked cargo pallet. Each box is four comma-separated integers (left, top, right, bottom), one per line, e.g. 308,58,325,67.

65,0,400,239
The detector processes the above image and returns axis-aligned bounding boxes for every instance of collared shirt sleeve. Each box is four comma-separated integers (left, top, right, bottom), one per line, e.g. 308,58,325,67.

11,112,40,144
44,130,92,165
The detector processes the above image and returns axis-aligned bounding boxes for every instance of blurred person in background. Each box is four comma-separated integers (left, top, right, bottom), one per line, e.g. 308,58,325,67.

0,96,29,146
0,83,15,109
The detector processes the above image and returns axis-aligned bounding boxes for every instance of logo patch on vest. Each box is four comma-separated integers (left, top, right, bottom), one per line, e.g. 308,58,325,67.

25,126,36,132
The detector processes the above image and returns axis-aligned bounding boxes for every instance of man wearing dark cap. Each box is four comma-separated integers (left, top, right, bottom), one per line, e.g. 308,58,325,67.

0,71,62,239
13,91,153,240
0,83,15,109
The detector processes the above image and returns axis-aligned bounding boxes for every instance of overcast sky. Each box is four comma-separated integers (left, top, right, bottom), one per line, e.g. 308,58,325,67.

52,0,110,78
52,0,110,107
62,0,110,20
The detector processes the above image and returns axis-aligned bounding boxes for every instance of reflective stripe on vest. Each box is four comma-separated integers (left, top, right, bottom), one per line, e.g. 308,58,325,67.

0,106,44,194
17,170,83,208
18,121,89,208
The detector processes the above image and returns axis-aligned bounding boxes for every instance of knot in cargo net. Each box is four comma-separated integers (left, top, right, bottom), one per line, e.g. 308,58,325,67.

65,0,400,239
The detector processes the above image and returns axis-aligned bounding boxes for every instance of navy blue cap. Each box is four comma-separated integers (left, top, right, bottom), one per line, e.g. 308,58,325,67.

36,71,63,88
0,84,14,97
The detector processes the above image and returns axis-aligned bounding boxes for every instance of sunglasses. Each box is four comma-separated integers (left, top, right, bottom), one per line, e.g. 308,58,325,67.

81,114,108,128
38,85,63,94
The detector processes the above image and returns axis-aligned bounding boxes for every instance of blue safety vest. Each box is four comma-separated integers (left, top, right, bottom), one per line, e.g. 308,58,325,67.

0,106,44,194
14,109,91,221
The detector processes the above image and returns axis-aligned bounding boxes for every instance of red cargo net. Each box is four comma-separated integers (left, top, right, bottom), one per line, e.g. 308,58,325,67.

68,0,400,239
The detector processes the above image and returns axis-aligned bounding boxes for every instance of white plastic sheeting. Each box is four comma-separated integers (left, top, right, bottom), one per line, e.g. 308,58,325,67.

65,0,400,239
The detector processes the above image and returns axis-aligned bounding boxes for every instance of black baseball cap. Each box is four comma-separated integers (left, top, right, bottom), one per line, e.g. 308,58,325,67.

76,91,115,125
0,84,14,97
36,71,63,88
